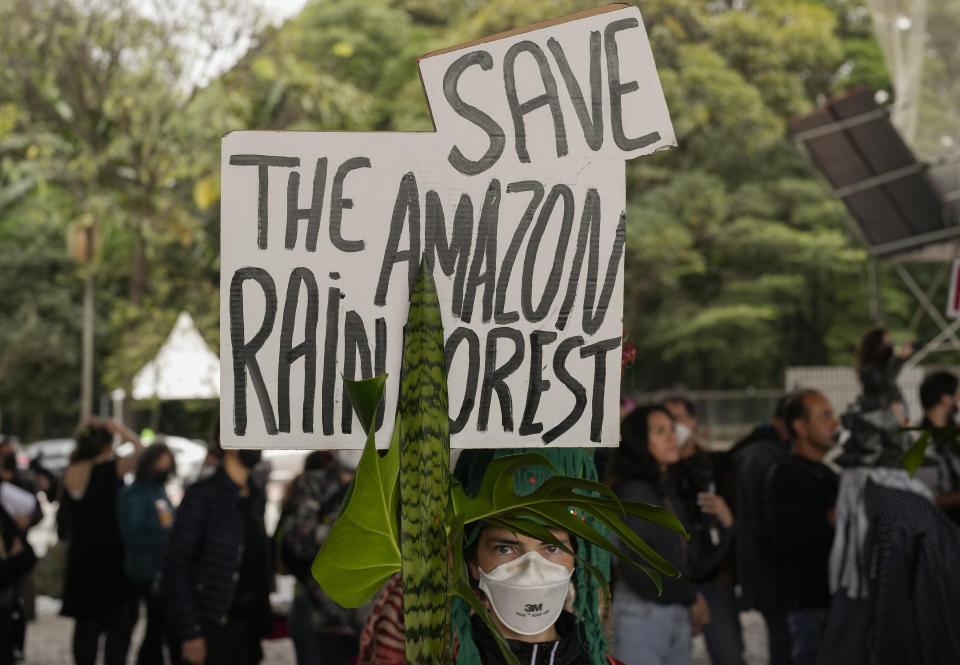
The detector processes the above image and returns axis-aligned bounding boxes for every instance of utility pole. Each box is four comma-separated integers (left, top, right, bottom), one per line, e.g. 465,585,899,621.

69,220,98,423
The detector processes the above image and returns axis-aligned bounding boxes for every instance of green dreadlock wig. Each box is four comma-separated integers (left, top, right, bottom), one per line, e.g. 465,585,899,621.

450,448,612,665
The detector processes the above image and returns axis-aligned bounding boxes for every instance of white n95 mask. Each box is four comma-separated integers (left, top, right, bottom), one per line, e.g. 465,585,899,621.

674,422,692,447
477,551,573,636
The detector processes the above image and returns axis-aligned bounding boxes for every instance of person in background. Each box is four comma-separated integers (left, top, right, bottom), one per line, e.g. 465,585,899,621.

765,390,839,665
161,425,272,665
118,442,177,665
59,418,144,665
728,395,793,665
856,327,912,426
661,395,701,459
611,404,732,665
0,500,36,665
276,450,363,665
0,435,43,662
661,395,744,665
914,370,960,522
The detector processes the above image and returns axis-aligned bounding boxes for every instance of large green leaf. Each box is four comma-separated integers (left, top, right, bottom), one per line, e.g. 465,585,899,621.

312,375,401,607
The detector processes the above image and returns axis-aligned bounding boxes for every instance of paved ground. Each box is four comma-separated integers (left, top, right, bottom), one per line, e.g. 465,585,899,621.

24,595,768,665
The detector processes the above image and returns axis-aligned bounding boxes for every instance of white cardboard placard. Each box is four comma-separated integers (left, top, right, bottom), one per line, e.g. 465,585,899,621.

220,4,674,449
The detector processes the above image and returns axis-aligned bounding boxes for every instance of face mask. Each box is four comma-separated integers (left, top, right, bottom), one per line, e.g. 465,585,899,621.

477,551,573,636
238,449,262,469
674,422,692,448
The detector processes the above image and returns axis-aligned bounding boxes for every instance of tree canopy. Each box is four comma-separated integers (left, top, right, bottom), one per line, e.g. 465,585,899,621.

3,0,948,439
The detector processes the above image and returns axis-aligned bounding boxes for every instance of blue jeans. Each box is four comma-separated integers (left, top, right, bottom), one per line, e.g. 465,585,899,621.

612,584,691,665
787,608,827,665
699,581,745,665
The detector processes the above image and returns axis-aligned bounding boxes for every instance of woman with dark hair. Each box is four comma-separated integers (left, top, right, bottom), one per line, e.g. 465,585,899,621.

118,443,176,665
59,418,144,665
610,405,731,665
856,327,912,425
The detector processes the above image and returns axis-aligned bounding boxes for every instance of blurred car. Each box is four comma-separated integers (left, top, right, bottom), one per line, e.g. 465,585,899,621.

26,438,74,477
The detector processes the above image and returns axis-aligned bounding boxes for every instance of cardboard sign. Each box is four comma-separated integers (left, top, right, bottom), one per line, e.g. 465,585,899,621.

948,258,960,319
220,3,674,449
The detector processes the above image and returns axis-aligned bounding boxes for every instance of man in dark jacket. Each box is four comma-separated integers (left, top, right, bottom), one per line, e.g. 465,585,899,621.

161,434,271,665
766,390,839,665
728,396,791,665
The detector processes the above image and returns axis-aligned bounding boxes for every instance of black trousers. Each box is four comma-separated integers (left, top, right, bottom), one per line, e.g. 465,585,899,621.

0,610,13,665
132,589,168,665
169,617,262,665
72,606,137,665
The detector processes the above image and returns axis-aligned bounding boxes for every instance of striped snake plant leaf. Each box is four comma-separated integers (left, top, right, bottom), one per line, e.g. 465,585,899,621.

311,375,402,607
398,258,452,665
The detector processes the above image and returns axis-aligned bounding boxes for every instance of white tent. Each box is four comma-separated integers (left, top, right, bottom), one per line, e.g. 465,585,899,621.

129,311,220,400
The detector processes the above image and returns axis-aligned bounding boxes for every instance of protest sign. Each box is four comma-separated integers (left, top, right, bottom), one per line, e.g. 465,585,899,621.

220,3,674,449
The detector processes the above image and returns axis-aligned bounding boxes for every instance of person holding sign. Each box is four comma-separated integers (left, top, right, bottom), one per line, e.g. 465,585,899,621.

357,449,622,665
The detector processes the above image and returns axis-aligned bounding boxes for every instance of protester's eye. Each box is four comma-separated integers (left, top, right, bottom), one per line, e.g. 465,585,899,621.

543,545,559,554
494,545,514,555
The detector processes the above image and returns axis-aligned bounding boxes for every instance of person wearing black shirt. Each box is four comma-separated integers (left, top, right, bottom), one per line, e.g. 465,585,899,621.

728,397,792,665
162,430,272,665
765,390,839,665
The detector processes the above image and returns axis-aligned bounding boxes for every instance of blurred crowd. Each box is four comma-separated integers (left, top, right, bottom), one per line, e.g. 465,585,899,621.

1,327,959,665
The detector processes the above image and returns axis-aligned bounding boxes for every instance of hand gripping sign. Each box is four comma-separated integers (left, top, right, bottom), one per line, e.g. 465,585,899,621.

220,3,674,449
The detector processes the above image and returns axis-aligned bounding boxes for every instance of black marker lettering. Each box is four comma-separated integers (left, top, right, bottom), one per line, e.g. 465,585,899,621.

604,18,661,151
579,336,620,442
374,317,387,429
342,310,374,434
285,158,327,251
444,51,506,176
425,191,473,319
557,188,599,331
444,327,481,434
229,154,300,250
503,40,567,163
461,180,500,323
522,184,574,322
229,267,279,435
519,330,558,436
495,181,543,324
321,284,342,435
329,157,370,252
542,336,586,444
277,268,318,433
582,211,625,335
477,327,524,432
375,173,421,306
547,33,604,151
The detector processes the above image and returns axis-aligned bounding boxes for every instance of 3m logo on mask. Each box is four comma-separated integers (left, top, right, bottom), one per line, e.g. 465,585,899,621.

524,603,544,614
